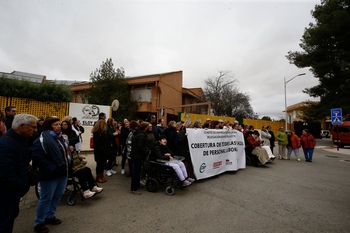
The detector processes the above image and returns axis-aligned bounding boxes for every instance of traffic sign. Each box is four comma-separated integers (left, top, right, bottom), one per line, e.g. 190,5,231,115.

331,108,343,125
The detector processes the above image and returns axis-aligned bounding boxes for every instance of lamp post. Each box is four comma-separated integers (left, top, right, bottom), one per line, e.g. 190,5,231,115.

284,73,306,130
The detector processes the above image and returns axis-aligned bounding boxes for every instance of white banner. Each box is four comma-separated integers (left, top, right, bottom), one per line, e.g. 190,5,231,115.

68,103,111,126
187,129,246,180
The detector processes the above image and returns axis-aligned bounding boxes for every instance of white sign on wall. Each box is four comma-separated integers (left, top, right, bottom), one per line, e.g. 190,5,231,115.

69,103,111,126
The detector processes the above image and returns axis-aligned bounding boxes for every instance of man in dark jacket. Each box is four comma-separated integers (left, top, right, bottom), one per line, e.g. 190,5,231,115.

0,113,38,233
4,106,17,130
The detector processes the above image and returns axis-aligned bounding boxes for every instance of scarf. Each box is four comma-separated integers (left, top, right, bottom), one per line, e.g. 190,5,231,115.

39,130,67,166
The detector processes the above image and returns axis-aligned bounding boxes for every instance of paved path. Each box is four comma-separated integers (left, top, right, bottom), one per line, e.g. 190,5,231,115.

15,139,350,233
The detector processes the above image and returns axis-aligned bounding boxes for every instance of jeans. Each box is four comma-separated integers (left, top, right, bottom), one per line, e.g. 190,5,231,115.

303,148,314,161
287,147,300,159
34,176,67,226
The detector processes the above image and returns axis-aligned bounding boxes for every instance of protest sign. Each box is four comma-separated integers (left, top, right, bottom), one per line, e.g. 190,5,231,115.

187,128,246,180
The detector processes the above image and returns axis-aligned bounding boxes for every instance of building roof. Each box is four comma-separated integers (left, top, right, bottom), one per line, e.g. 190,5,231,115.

286,101,319,112
182,87,204,100
0,71,46,83
126,70,182,80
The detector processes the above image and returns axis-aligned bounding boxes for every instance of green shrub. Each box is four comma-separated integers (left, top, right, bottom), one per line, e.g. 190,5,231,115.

0,75,72,102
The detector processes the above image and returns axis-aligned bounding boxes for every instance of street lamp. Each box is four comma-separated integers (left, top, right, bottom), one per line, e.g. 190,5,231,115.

284,73,306,130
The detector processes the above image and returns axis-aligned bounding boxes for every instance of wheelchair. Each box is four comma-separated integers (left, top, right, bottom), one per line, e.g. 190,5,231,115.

144,156,186,196
35,176,87,206
245,146,261,167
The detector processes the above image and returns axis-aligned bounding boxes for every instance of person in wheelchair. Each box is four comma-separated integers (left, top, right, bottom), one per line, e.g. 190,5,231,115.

152,135,195,187
245,131,270,166
72,152,103,199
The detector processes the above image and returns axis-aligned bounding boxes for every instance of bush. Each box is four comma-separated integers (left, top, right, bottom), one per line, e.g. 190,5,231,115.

0,75,72,102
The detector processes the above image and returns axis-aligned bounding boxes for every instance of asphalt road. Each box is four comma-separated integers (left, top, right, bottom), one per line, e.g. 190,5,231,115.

14,139,350,233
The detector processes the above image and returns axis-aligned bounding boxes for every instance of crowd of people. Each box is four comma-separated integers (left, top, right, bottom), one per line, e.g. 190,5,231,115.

0,107,317,233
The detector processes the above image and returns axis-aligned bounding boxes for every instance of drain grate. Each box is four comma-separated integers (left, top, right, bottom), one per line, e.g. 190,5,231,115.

326,155,341,158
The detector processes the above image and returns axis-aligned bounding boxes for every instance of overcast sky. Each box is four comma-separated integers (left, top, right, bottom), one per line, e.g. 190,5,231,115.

0,0,321,120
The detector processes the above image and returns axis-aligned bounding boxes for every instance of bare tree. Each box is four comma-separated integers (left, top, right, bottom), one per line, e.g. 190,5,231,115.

204,71,254,118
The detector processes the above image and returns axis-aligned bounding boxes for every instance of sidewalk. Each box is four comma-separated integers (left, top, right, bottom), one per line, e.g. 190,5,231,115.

318,145,350,155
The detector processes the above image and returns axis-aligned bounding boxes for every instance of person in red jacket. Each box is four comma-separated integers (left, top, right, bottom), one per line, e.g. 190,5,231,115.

300,129,316,162
286,130,301,161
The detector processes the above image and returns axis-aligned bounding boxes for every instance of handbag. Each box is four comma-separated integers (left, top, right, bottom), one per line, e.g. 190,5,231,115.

27,164,39,186
90,135,94,149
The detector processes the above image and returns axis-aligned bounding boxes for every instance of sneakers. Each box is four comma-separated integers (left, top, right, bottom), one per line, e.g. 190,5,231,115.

130,190,142,195
106,170,112,177
83,190,96,199
34,224,49,233
187,178,195,183
297,158,301,162
121,169,125,175
91,186,103,194
44,216,62,225
140,179,146,186
182,180,192,187
110,169,117,174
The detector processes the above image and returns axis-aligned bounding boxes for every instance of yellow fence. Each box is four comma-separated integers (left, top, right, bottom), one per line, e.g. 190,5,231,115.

0,96,69,119
180,113,286,135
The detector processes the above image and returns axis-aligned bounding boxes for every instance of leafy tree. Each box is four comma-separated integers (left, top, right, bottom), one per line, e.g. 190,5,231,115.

286,0,350,120
261,116,272,121
203,71,254,118
87,58,138,121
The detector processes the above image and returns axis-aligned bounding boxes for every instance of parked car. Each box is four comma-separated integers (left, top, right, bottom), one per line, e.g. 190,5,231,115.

332,121,350,147
320,130,330,138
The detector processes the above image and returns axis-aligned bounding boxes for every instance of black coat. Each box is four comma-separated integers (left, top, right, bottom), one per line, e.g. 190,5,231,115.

0,129,30,203
163,127,177,155
93,131,110,163
106,125,118,153
177,127,190,160
268,130,275,148
130,129,148,161
151,142,172,161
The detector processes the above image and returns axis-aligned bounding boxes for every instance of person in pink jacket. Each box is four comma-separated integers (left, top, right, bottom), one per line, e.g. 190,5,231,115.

300,129,316,162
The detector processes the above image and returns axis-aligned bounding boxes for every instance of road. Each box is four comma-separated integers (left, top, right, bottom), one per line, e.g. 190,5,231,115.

14,139,350,233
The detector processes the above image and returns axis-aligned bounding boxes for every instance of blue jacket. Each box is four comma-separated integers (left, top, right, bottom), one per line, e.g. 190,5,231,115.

0,129,30,203
32,132,68,181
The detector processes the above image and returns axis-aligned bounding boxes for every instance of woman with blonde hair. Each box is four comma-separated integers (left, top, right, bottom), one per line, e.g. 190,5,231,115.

92,120,109,183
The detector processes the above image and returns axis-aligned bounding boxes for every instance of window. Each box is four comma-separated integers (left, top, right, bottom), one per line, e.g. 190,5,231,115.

131,88,152,103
